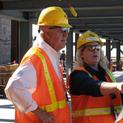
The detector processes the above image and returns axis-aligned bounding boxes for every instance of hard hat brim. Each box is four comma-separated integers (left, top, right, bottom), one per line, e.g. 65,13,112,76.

77,40,103,49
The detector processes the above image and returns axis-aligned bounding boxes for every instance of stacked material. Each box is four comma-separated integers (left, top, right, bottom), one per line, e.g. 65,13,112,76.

0,64,18,72
0,64,18,98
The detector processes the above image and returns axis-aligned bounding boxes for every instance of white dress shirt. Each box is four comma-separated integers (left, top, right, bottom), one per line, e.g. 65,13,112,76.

5,35,61,113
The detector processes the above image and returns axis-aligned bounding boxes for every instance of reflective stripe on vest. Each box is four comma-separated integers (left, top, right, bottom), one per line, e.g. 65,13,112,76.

31,47,67,112
72,106,122,117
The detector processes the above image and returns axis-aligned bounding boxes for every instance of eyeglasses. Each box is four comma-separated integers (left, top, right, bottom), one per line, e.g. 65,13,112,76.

48,26,70,33
83,44,101,52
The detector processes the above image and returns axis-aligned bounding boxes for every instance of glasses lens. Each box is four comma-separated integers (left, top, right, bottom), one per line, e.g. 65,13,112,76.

85,45,101,51
91,45,101,50
61,28,70,33
48,26,70,33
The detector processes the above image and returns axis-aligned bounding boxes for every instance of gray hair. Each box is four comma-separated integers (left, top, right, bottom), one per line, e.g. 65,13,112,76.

74,46,109,70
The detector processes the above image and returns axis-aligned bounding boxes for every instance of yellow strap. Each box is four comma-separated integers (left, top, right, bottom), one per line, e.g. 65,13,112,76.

36,51,57,102
33,48,66,112
106,69,116,82
72,106,122,117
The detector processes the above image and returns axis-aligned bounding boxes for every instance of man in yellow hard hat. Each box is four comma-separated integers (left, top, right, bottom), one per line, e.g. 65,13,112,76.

5,6,72,123
68,30,123,123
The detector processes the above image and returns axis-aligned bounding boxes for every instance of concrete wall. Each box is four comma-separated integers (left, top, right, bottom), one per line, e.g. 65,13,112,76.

0,17,11,65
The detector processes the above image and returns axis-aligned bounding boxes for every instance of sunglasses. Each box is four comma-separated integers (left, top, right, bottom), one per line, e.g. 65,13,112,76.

48,26,70,33
83,44,101,52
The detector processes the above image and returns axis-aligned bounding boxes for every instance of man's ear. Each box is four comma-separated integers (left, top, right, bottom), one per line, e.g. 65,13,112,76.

40,26,49,39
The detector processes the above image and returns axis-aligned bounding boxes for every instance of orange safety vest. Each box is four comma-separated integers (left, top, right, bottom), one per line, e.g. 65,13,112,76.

15,46,70,123
70,67,123,123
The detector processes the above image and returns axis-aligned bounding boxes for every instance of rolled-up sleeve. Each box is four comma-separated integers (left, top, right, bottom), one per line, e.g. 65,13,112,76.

5,61,38,113
70,70,103,97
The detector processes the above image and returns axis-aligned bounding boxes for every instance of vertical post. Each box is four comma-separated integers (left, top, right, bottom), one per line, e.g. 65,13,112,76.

106,38,111,65
66,31,73,76
116,41,121,70
75,33,79,59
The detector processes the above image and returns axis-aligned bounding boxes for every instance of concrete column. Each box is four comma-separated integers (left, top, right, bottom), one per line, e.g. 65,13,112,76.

75,33,79,59
19,21,32,62
0,18,11,64
66,31,73,75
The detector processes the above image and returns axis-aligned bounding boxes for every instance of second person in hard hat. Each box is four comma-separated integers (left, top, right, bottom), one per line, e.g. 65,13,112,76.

68,30,123,123
5,6,72,123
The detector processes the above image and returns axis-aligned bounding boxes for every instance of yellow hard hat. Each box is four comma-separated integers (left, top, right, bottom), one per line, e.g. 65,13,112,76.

37,6,72,28
77,30,103,49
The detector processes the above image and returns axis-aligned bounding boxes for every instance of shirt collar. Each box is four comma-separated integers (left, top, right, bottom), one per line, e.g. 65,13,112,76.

33,34,60,63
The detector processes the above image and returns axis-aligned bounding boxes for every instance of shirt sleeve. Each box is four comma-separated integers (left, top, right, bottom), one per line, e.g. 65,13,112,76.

69,70,103,97
5,61,38,113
